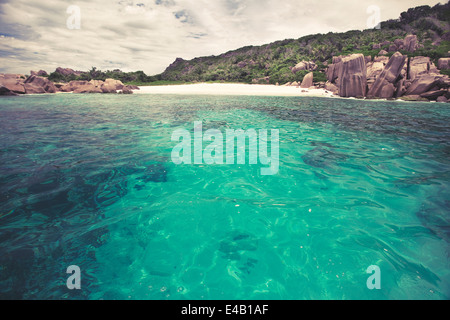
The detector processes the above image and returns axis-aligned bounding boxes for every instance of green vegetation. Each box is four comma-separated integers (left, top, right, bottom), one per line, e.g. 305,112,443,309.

158,2,450,84
440,69,450,77
48,67,162,85
48,2,450,86
409,40,450,63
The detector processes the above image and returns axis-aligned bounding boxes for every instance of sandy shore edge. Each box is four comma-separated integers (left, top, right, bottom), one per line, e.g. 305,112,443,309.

135,83,337,97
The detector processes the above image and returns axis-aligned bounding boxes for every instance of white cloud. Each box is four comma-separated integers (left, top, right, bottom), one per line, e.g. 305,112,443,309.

0,0,443,75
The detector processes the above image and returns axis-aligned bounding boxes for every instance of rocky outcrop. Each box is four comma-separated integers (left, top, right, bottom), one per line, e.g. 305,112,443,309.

300,72,314,88
252,76,270,84
339,54,367,97
24,84,46,94
0,73,56,95
101,78,125,93
373,56,389,63
404,74,448,96
0,70,139,95
24,75,57,94
0,74,26,94
61,80,103,93
398,95,429,102
30,70,48,77
372,43,381,50
420,89,447,100
236,60,257,68
324,81,338,95
326,56,344,84
404,35,419,52
60,80,85,92
59,79,135,94
326,54,367,98
367,61,387,77
292,61,317,73
367,52,407,98
394,38,404,50
72,81,103,94
322,34,449,102
371,35,419,55
325,52,450,101
438,58,450,70
366,58,388,92
55,67,82,77
119,88,133,94
407,56,439,81
0,85,18,96
388,44,398,52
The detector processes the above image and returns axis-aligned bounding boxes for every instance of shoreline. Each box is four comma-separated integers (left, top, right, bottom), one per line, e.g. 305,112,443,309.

2,82,445,104
134,83,337,98
3,86,441,104
132,83,443,103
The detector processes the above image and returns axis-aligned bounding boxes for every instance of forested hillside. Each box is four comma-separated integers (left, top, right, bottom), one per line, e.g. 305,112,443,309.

159,2,450,84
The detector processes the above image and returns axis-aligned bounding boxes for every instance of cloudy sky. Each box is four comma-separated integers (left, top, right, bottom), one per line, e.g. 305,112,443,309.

0,0,443,75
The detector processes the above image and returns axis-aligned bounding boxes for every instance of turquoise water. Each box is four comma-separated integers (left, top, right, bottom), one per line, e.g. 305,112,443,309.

0,94,449,300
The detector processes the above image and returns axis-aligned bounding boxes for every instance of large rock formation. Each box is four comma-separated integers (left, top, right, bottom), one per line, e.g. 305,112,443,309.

407,56,439,81
371,35,419,56
24,84,46,94
0,70,138,95
73,81,104,93
324,81,338,95
367,52,407,98
119,87,133,94
394,38,405,50
24,75,57,94
101,78,125,93
404,35,419,52
59,79,135,94
300,72,314,88
388,44,398,52
60,80,85,92
0,74,26,94
405,74,448,96
322,34,448,102
59,80,101,93
373,56,389,63
55,67,82,77
326,56,343,83
420,89,447,100
438,58,450,70
30,70,48,77
329,53,367,98
437,96,448,103
366,57,389,92
340,54,367,97
292,61,317,73
0,85,18,96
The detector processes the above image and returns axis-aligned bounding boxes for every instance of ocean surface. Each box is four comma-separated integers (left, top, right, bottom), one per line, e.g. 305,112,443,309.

0,93,449,300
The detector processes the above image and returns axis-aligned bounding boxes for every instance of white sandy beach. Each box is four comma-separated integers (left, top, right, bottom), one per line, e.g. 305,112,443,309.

135,83,337,97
